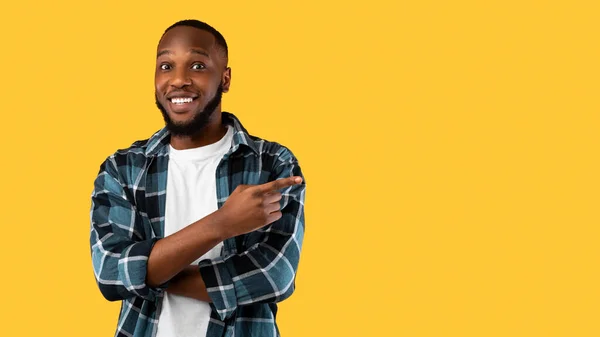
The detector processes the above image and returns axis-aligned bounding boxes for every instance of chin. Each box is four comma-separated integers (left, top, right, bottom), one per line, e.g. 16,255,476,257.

169,109,197,118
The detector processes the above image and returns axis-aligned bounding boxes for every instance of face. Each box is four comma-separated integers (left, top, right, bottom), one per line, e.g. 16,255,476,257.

155,26,230,137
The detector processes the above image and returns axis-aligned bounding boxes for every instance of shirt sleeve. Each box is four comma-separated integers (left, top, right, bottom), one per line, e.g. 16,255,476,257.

89,156,165,302
198,148,307,320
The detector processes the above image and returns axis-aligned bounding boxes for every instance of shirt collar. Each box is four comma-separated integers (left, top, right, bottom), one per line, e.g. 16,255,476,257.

144,111,259,157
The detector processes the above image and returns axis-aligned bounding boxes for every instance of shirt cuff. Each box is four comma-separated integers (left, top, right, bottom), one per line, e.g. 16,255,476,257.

118,238,166,301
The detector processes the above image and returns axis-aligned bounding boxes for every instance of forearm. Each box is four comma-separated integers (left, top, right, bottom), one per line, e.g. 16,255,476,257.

166,265,211,302
146,211,226,288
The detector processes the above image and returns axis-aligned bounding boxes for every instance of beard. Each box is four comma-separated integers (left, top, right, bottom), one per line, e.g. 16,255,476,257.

155,83,224,137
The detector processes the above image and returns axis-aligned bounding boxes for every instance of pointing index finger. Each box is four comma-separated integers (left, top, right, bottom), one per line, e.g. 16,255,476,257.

258,176,303,193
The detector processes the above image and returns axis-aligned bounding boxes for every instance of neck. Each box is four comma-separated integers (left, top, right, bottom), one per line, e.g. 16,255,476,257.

169,112,228,150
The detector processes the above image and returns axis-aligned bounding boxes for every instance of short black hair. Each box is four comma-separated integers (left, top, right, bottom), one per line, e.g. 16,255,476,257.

163,19,228,59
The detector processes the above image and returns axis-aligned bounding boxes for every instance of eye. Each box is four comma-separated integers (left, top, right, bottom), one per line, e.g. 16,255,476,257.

159,64,171,70
191,63,206,70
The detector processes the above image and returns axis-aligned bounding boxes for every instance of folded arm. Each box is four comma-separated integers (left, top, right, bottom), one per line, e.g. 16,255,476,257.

90,156,224,302
90,149,306,310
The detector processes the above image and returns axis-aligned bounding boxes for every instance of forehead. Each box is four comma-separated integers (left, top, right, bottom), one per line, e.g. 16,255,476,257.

157,26,217,54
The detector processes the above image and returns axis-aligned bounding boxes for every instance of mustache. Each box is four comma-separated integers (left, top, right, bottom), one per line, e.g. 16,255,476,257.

155,82,224,103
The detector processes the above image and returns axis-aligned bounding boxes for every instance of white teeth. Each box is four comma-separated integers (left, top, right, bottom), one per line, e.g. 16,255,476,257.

170,97,194,104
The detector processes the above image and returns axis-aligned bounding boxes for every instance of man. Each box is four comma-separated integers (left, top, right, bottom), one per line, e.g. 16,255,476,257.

89,19,306,337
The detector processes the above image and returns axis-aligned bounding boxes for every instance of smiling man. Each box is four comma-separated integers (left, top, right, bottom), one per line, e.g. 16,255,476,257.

89,20,306,337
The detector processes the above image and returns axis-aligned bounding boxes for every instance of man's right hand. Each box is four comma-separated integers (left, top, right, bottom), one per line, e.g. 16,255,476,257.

216,176,303,239
146,175,303,288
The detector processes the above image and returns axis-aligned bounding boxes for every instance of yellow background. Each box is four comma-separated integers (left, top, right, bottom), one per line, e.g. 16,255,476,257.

0,1,598,336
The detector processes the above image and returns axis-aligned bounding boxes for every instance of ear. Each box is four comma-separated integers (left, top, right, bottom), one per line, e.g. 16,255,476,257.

222,67,232,93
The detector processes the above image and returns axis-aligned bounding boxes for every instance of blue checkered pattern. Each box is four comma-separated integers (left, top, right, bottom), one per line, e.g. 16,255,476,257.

90,112,306,337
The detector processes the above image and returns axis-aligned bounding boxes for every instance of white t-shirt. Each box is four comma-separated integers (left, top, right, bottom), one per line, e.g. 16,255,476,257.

156,126,234,337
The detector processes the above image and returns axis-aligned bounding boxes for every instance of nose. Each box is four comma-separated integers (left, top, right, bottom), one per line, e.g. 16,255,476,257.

170,67,191,88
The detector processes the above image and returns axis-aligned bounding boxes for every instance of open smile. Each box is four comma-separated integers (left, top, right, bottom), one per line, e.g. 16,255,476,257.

167,96,200,113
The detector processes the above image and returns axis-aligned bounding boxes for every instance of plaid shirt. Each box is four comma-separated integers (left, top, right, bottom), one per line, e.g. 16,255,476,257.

89,112,306,337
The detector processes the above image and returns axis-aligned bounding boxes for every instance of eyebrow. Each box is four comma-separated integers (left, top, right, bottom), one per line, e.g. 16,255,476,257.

157,49,210,58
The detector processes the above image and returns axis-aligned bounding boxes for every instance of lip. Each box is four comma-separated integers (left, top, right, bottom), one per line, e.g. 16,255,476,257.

167,97,200,114
166,91,199,100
